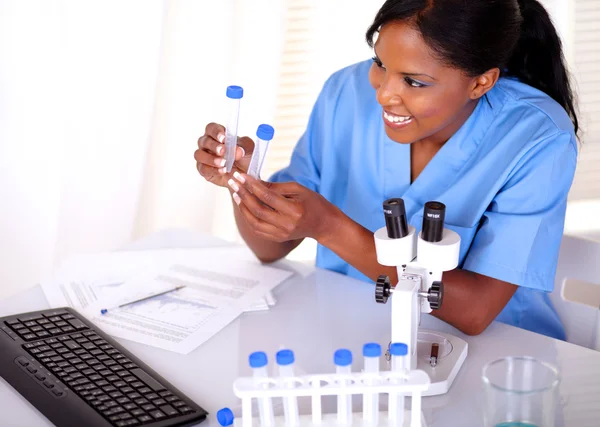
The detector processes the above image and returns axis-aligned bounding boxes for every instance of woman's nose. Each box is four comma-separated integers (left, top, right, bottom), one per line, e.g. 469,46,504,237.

376,76,403,106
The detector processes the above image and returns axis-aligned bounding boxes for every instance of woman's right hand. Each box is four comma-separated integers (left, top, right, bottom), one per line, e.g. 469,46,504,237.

195,122,254,188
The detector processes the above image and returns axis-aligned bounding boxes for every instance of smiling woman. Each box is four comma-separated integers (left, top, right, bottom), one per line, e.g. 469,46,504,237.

194,0,579,340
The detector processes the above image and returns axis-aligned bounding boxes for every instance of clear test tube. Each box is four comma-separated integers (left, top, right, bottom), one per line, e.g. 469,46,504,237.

249,351,274,427
362,343,381,425
276,349,299,426
248,124,275,179
224,85,243,173
388,342,408,426
334,348,353,425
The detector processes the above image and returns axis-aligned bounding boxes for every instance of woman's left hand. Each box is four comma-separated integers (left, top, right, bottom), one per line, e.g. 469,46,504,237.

227,171,340,243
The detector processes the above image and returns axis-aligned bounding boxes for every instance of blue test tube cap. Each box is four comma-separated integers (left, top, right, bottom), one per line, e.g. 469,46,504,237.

256,124,275,141
216,407,235,426
276,349,295,366
334,349,352,366
226,85,244,100
389,342,408,356
249,351,268,368
363,342,382,357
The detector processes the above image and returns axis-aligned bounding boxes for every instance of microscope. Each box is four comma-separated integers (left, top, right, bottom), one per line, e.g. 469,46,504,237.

373,198,468,396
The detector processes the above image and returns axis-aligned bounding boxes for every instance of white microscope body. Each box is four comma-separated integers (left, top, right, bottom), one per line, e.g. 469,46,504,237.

373,199,468,396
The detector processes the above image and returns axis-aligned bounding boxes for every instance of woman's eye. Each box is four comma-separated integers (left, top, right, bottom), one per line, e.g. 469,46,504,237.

405,77,426,88
372,56,385,69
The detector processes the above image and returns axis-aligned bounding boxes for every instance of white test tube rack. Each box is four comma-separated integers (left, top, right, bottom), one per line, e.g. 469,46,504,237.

227,368,430,427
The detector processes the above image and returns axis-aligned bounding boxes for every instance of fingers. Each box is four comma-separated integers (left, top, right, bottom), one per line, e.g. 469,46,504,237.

234,198,289,242
236,136,255,158
194,148,227,174
231,172,298,216
204,122,226,143
228,177,285,227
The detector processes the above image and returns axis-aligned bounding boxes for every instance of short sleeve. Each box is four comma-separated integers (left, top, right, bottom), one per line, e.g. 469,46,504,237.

462,131,578,292
268,75,338,192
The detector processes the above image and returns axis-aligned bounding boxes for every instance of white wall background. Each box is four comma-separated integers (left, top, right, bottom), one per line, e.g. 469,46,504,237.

0,0,598,300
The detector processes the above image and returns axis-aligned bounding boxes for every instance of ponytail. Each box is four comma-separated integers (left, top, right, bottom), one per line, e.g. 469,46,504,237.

505,0,579,135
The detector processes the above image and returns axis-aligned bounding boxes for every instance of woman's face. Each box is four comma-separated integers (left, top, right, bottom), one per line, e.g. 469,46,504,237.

368,20,479,145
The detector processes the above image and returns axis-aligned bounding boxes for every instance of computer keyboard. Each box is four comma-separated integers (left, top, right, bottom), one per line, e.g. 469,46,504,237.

0,307,208,427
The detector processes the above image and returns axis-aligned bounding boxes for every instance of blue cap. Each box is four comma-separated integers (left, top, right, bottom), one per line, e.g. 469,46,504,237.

249,351,268,368
226,85,243,99
276,349,294,365
216,408,234,426
256,124,274,141
334,349,352,366
389,342,408,356
363,343,381,357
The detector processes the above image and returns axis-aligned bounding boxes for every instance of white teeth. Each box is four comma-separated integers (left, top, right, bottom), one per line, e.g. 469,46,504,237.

384,111,411,123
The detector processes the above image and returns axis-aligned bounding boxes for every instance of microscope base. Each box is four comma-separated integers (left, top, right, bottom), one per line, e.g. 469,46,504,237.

415,329,468,397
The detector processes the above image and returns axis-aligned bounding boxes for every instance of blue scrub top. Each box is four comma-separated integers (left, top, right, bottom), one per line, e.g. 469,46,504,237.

269,59,578,340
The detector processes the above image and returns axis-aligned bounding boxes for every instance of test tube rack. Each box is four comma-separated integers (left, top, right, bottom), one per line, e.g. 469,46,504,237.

227,369,429,427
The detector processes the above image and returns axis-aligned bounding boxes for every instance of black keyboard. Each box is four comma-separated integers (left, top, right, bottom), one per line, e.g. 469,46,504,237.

0,307,208,427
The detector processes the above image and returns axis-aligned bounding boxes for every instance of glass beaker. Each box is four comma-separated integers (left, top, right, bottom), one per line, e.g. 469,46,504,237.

482,356,560,427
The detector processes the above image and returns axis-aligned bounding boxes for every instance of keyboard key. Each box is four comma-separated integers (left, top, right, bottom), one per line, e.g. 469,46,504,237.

43,310,69,318
179,406,194,413
26,366,38,374
124,404,139,412
152,398,167,406
24,321,38,327
138,415,153,423
141,404,155,412
150,409,166,419
23,334,37,340
160,404,179,417
51,388,64,397
68,319,87,330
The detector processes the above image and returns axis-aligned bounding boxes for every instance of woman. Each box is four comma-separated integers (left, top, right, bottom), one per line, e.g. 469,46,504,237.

194,0,579,340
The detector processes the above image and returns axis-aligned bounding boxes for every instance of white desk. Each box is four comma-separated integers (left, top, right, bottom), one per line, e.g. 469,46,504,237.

1,229,600,427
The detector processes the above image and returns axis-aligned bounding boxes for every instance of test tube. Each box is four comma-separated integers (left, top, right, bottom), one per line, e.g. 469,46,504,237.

224,85,243,173
249,351,274,427
248,124,275,179
362,343,381,425
217,407,235,427
334,348,353,425
276,349,299,426
388,342,408,426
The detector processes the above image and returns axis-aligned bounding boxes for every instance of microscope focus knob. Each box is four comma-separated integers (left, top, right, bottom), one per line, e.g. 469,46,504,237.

428,281,444,309
375,275,392,304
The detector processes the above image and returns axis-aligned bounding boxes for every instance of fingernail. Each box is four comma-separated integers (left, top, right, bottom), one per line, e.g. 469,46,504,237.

216,145,223,155
238,147,245,157
232,192,241,205
214,158,226,167
227,179,240,192
218,134,225,143
218,167,226,174
233,171,246,183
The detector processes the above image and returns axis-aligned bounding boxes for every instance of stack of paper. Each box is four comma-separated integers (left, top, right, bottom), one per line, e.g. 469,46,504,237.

40,247,294,354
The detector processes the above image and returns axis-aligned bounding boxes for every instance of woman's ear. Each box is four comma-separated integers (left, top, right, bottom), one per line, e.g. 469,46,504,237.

470,68,500,100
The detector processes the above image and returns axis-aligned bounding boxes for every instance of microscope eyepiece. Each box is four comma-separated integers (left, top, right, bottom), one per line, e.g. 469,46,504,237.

421,201,445,243
383,198,408,239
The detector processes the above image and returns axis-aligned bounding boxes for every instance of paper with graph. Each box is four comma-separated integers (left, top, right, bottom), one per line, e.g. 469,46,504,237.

40,248,294,354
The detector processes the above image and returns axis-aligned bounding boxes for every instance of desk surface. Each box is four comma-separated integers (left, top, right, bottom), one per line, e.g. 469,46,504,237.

1,229,599,427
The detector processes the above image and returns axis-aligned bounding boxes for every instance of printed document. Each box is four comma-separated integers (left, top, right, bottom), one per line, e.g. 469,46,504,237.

41,248,294,354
